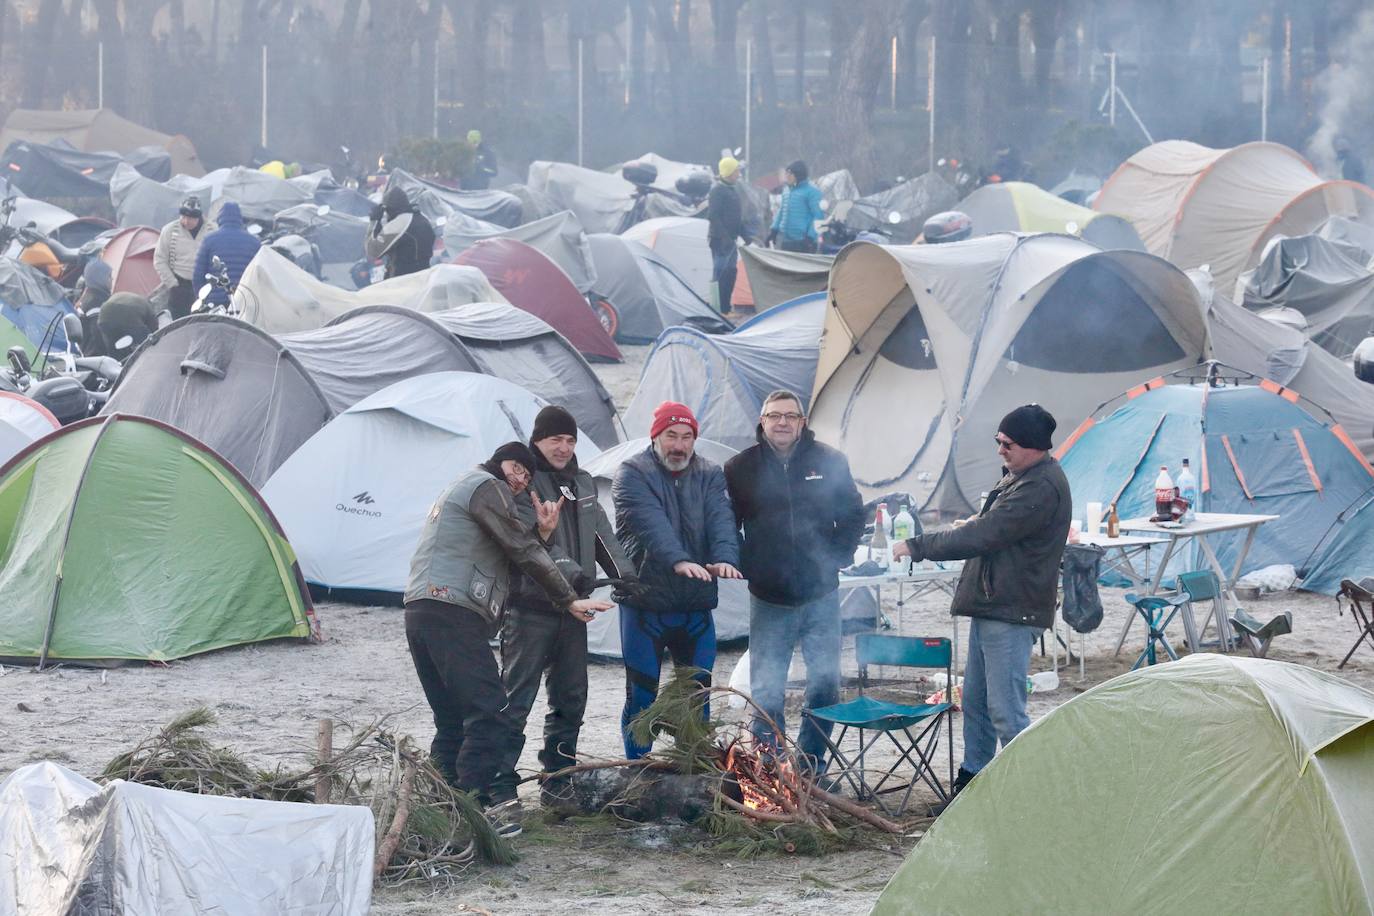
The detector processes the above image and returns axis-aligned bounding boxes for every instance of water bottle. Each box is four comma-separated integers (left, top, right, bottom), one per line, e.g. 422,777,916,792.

1176,459,1198,524
1026,671,1060,693
893,505,916,541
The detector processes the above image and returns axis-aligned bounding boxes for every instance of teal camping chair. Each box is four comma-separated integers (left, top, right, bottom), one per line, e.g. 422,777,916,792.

803,635,954,816
1123,592,1195,668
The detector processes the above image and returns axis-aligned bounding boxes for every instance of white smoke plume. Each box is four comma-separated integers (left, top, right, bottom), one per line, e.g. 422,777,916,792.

1308,7,1374,177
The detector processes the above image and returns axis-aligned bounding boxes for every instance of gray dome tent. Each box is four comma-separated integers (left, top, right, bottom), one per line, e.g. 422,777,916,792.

587,233,731,343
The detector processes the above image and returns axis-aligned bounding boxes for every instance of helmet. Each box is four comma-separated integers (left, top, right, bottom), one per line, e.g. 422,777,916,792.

259,160,287,179
921,210,973,244
179,195,202,218
20,241,62,279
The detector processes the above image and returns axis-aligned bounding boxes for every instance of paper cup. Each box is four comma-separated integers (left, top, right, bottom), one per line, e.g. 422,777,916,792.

1085,501,1103,535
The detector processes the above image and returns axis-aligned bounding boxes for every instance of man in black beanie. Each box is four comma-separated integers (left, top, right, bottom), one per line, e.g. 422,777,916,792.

893,403,1071,811
493,406,641,807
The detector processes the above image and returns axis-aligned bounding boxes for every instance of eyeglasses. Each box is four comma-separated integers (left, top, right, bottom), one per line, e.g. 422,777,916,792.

762,411,805,422
994,437,1017,450
507,464,532,480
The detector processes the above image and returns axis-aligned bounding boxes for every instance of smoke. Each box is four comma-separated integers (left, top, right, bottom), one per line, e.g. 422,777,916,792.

1308,7,1374,176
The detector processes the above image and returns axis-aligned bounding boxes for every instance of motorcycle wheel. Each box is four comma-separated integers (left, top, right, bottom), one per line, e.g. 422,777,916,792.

592,298,619,339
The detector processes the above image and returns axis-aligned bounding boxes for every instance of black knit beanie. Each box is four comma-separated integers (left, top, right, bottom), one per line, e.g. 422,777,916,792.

531,405,578,443
482,441,538,479
997,404,1056,451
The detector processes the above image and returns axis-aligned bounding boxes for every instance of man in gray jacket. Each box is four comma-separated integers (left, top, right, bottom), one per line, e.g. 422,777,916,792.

495,407,639,801
152,196,206,319
894,404,1071,802
405,441,611,827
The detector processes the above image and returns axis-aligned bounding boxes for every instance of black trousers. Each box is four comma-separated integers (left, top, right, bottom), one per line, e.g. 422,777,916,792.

497,605,589,789
168,278,195,320
780,237,818,254
404,599,518,801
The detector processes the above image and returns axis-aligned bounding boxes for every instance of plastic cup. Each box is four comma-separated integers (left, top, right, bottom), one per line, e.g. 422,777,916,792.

1085,501,1103,535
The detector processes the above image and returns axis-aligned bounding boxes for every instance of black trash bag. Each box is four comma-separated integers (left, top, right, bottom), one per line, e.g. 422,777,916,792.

1061,544,1105,634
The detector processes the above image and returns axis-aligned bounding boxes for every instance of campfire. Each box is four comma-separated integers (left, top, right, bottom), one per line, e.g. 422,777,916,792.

722,740,799,814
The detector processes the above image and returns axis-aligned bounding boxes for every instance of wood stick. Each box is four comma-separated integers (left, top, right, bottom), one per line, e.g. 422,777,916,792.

315,719,334,804
719,794,801,823
803,782,903,833
373,760,416,878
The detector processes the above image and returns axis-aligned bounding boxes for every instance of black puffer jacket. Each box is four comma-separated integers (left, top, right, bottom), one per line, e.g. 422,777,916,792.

376,186,435,279
724,428,865,607
905,456,1072,629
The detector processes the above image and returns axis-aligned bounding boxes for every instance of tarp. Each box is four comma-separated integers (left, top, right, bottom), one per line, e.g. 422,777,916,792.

0,391,57,468
504,182,560,223
581,437,750,657
273,203,370,265
1095,140,1374,292
0,107,203,176
207,166,315,223
0,256,70,308
99,225,161,296
453,237,622,361
108,162,214,229
386,168,523,228
1237,233,1374,359
960,181,1145,250
622,216,712,300
623,293,826,449
873,655,1374,916
812,234,1210,514
0,414,315,665
0,139,169,198
0,762,371,914
234,247,505,334
734,245,832,313
586,233,731,343
264,371,598,598
843,172,959,244
6,194,109,248
1056,374,1374,587
527,160,697,235
442,209,599,294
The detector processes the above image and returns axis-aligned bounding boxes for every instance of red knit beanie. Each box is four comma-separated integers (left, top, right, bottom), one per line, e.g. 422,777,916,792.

650,401,699,439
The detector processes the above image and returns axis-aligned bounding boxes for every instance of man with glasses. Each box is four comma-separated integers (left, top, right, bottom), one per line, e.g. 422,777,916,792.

725,390,864,777
893,404,1071,807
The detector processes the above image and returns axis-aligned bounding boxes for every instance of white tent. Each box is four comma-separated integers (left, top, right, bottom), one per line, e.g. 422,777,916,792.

0,391,58,469
233,248,505,334
587,233,732,343
622,216,712,300
263,371,600,598
0,761,373,915
442,209,599,294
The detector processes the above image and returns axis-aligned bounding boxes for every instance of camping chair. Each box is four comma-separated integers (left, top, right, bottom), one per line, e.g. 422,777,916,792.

1176,570,1229,652
1228,608,1293,658
803,635,954,817
1123,592,1195,668
1336,580,1374,669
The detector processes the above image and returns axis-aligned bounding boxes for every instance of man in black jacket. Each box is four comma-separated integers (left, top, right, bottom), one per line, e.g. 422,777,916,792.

724,389,865,774
707,156,747,314
369,186,435,279
894,404,1071,799
495,406,639,801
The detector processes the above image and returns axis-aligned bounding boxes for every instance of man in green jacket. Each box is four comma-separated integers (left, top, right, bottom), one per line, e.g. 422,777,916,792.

405,441,612,829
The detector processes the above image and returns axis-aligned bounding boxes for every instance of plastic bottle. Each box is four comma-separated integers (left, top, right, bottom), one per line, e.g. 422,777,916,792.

1176,458,1197,524
893,505,916,541
1027,671,1060,693
1106,503,1120,538
1154,465,1176,521
869,506,890,570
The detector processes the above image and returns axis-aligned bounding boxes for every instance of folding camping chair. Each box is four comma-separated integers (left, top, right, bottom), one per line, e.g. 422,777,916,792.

1124,592,1195,668
803,635,954,817
1228,608,1293,658
1176,570,1230,652
1337,580,1374,669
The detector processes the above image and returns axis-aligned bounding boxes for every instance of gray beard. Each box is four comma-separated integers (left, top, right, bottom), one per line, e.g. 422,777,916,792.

655,443,691,472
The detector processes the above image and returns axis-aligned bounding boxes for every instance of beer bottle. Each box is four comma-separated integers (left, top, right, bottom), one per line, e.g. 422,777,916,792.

1106,504,1120,538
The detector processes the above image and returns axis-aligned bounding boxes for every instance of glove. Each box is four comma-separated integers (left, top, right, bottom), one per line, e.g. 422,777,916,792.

369,203,384,223
614,578,653,601
765,229,778,247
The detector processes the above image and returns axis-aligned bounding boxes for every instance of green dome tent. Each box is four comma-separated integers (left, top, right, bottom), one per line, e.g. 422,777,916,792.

872,655,1374,915
0,414,315,667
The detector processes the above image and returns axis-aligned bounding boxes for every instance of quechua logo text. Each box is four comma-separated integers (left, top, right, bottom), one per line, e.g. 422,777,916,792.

337,490,382,517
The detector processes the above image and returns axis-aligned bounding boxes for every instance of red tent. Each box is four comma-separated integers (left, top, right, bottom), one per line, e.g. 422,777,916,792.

453,238,622,362
99,226,161,297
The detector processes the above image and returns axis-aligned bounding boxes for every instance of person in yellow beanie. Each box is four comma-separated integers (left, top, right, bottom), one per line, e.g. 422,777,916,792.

707,156,747,314
461,129,498,190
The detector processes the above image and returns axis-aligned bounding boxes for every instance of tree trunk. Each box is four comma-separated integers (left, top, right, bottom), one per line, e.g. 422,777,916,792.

826,0,902,186
123,1,165,127
750,0,778,108
628,0,648,107
827,0,853,90
1028,0,1061,103
649,0,693,142
415,0,444,135
711,0,742,105
511,0,546,107
900,1,928,108
22,0,64,107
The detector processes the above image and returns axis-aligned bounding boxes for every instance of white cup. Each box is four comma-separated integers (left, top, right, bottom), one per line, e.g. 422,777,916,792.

1085,501,1104,536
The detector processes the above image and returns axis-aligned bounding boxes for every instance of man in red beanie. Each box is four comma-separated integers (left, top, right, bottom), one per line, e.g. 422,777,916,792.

611,401,743,757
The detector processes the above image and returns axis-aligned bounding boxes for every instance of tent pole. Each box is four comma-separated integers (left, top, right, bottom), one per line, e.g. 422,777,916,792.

1108,52,1117,127
97,42,104,109
1260,56,1270,141
261,44,268,150
745,38,752,169
577,38,585,167
927,35,936,172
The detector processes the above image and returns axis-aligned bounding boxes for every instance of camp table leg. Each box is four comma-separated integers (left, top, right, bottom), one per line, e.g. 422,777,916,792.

1115,535,1179,656
1195,533,1243,651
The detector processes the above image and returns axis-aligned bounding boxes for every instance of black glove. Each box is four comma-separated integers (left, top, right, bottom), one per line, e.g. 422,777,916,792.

765,228,778,247
613,578,653,601
369,203,384,223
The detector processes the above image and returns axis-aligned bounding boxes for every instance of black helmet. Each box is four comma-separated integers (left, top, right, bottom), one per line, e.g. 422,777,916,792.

922,210,973,244
179,195,203,218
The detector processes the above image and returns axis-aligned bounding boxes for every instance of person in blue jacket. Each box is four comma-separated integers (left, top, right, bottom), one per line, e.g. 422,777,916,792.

192,201,261,308
611,401,742,758
767,159,824,253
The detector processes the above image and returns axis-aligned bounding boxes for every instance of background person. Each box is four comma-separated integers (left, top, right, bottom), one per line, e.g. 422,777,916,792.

191,202,259,310
369,186,436,279
766,159,824,253
154,195,207,319
707,155,748,315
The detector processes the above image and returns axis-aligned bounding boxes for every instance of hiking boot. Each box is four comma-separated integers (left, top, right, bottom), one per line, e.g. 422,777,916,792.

928,767,978,816
539,775,575,809
484,798,523,839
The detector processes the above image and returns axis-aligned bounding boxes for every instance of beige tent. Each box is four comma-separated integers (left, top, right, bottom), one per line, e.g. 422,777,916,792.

0,108,203,177
810,234,1209,516
1094,140,1374,292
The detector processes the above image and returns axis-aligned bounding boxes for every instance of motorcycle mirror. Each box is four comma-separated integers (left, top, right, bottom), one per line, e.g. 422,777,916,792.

247,223,263,237
887,211,902,225
115,335,134,351
819,199,830,213
316,204,331,217
340,145,350,156
1065,220,1080,235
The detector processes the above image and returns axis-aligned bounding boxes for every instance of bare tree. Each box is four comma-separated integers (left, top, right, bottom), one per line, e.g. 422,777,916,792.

824,0,903,185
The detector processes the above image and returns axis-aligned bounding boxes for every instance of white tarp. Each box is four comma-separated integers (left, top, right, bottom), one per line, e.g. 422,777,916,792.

234,247,505,333
622,216,712,300
264,371,599,595
0,391,58,468
0,761,373,915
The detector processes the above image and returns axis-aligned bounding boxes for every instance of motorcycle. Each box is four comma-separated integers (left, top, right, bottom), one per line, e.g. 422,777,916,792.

0,312,119,424
191,255,251,318
819,200,904,254
0,196,106,289
613,161,708,234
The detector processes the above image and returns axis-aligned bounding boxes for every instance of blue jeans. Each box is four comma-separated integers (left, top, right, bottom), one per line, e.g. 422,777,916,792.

748,591,841,772
961,617,1036,774
619,604,716,759
711,248,737,313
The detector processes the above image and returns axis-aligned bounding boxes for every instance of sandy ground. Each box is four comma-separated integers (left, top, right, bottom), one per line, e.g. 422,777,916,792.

5,342,1374,914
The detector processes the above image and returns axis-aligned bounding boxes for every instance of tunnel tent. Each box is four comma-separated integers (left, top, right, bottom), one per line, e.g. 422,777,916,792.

0,414,314,666
586,233,731,344
1094,139,1374,293
336,303,624,450
453,237,622,361
442,209,599,294
385,168,523,228
0,392,58,468
0,107,202,176
810,234,1210,516
108,162,214,230
874,655,1374,916
263,371,597,601
623,293,826,450
233,247,504,334
960,180,1145,250
1056,367,1374,586
1236,233,1374,360
733,245,832,313
622,216,712,301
